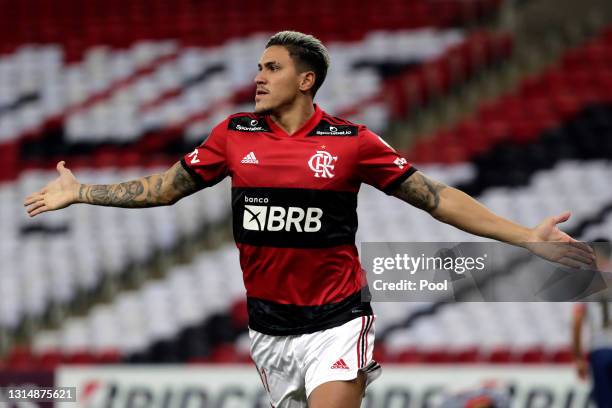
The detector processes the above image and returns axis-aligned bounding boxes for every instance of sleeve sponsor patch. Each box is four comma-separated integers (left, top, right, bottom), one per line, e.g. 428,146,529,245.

228,116,272,132
307,120,358,137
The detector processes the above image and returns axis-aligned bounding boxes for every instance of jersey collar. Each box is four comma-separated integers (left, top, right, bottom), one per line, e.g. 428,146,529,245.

265,104,324,137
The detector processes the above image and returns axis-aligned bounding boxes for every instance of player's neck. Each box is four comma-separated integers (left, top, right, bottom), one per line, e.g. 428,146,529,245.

269,97,315,135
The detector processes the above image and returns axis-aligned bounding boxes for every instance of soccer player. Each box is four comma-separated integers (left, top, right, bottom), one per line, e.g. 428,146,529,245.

24,31,594,408
572,239,612,408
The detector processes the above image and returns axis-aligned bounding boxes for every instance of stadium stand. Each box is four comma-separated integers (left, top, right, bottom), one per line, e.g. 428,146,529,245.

3,30,508,181
2,0,612,376
0,29,517,179
0,27,490,324
406,26,612,163
0,2,512,366
0,170,230,330
0,0,503,54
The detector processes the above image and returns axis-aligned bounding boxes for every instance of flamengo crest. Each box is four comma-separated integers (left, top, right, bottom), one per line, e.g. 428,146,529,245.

308,150,338,178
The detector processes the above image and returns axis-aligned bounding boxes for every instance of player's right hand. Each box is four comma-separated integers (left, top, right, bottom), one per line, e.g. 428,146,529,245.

23,161,80,217
575,357,589,381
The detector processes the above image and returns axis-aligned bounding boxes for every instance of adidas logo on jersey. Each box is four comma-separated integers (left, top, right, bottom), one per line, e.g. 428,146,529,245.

241,152,259,164
331,359,350,370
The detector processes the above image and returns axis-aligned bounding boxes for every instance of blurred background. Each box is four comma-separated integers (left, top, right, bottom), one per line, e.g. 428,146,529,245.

1,0,612,406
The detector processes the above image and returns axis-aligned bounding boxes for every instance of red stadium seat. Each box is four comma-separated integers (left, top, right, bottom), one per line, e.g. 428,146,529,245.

208,344,240,363
452,347,481,363
550,347,574,364
486,347,513,363
518,346,545,363
63,351,97,365
422,348,452,364
38,350,63,370
230,300,249,330
5,346,35,370
395,347,424,364
0,142,19,182
97,350,122,364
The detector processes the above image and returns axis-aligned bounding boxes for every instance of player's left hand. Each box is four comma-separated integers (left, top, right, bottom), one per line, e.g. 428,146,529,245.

524,211,596,268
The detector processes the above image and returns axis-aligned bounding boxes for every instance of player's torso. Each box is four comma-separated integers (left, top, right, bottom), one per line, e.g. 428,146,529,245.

226,115,360,191
225,114,362,249
587,302,612,350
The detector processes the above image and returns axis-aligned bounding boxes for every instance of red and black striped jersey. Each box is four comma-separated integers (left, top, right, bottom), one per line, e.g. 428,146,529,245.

181,105,415,335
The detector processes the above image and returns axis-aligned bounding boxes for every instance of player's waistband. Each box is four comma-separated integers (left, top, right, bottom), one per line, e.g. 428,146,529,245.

247,287,373,336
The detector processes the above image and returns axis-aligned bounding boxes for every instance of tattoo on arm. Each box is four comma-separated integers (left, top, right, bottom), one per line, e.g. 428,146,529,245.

79,161,201,208
392,171,447,212
84,180,147,207
170,163,199,197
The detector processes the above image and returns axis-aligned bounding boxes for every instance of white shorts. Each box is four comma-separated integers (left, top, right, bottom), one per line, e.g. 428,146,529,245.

249,315,381,407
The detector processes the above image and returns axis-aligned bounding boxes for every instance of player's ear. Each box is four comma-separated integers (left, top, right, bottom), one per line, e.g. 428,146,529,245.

298,71,316,93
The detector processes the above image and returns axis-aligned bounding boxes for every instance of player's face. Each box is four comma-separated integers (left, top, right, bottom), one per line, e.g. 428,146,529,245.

254,46,303,114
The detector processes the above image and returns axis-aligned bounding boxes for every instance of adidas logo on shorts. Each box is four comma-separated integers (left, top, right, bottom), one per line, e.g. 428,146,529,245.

330,358,350,370
241,152,259,164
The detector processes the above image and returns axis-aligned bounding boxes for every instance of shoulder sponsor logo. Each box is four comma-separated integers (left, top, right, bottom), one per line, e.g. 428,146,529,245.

307,121,358,137
314,126,356,136
308,150,337,178
228,116,271,132
236,124,266,131
243,197,323,232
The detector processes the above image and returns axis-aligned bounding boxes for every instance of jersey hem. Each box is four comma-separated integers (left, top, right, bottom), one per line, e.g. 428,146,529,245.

383,166,418,194
180,158,226,188
249,309,374,336
180,158,208,188
246,287,373,336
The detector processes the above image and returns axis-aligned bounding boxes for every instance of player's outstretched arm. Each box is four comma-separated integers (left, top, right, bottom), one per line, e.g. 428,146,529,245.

391,170,595,268
24,160,200,217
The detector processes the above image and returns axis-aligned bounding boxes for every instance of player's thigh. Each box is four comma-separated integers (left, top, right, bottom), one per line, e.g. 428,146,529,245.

249,329,308,407
307,371,366,408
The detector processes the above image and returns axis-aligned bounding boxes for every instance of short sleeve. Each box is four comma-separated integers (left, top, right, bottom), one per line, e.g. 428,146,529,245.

357,128,416,193
180,121,229,187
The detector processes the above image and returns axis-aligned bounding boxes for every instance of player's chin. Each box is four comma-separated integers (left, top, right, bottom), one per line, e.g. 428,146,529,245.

254,100,273,115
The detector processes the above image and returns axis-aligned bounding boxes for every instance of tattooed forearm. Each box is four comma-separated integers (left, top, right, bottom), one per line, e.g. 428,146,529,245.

144,175,162,202
83,180,149,207
154,176,163,195
171,164,198,197
392,172,447,212
77,161,201,208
